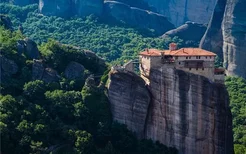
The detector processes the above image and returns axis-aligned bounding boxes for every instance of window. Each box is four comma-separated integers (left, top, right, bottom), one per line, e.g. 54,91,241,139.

175,57,178,60
186,57,188,59
189,57,191,59
196,68,198,70
210,56,212,59
196,56,198,59
179,62,181,65
202,68,204,70
189,68,191,70
199,56,201,59
205,56,207,59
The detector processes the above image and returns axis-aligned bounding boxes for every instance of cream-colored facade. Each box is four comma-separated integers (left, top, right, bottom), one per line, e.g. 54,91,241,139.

139,50,222,82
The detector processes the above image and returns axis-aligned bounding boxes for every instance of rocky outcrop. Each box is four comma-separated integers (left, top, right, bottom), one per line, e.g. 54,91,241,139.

32,59,60,83
143,0,217,26
0,55,18,76
200,0,246,78
222,0,246,78
108,68,234,154
104,1,174,35
162,21,206,47
0,15,13,31
65,61,85,80
108,70,151,138
39,0,103,18
199,0,226,58
17,38,40,59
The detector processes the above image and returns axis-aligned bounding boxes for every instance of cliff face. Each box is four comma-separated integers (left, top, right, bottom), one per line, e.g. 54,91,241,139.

104,1,174,35
108,71,151,138
222,0,246,78
200,0,246,79
143,0,217,26
108,68,234,154
162,21,206,47
199,0,226,58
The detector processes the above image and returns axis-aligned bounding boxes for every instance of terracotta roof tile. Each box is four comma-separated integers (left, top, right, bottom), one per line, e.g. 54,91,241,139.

164,48,216,56
139,48,216,57
139,49,162,56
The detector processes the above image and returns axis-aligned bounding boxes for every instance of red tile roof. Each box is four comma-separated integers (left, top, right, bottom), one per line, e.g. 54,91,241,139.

139,48,216,57
164,48,216,56
139,49,162,56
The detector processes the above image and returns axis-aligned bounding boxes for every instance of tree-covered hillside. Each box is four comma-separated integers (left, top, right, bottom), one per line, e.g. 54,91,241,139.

0,25,178,154
0,3,182,63
225,77,246,154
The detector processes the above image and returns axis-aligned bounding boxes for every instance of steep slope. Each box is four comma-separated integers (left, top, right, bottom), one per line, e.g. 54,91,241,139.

108,68,234,154
200,0,246,79
143,0,217,26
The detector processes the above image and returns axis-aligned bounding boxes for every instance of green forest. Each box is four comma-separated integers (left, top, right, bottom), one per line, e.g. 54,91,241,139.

0,2,245,154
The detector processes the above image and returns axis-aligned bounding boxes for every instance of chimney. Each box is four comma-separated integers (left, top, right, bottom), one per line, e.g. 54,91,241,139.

146,48,149,53
169,43,177,51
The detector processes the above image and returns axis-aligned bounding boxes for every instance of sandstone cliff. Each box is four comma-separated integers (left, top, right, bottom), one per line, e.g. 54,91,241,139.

143,0,217,26
108,68,234,154
200,0,246,79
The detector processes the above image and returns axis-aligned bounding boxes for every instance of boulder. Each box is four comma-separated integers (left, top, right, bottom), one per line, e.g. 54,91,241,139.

17,39,40,59
0,15,13,31
32,59,60,83
0,55,18,76
162,21,207,46
104,1,175,35
64,61,85,80
24,38,40,59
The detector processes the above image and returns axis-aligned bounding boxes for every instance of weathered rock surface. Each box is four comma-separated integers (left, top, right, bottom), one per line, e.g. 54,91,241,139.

104,1,175,35
143,0,217,26
222,0,246,78
0,15,13,31
64,61,85,80
108,70,151,138
108,68,234,154
32,59,60,83
0,55,18,76
201,0,246,78
75,0,104,17
199,0,226,58
39,0,73,17
17,38,40,59
38,0,103,18
162,21,206,47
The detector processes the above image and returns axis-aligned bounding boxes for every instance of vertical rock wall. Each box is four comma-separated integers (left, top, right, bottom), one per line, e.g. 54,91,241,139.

108,68,234,154
201,0,246,79
222,0,246,78
145,67,233,154
143,0,217,26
